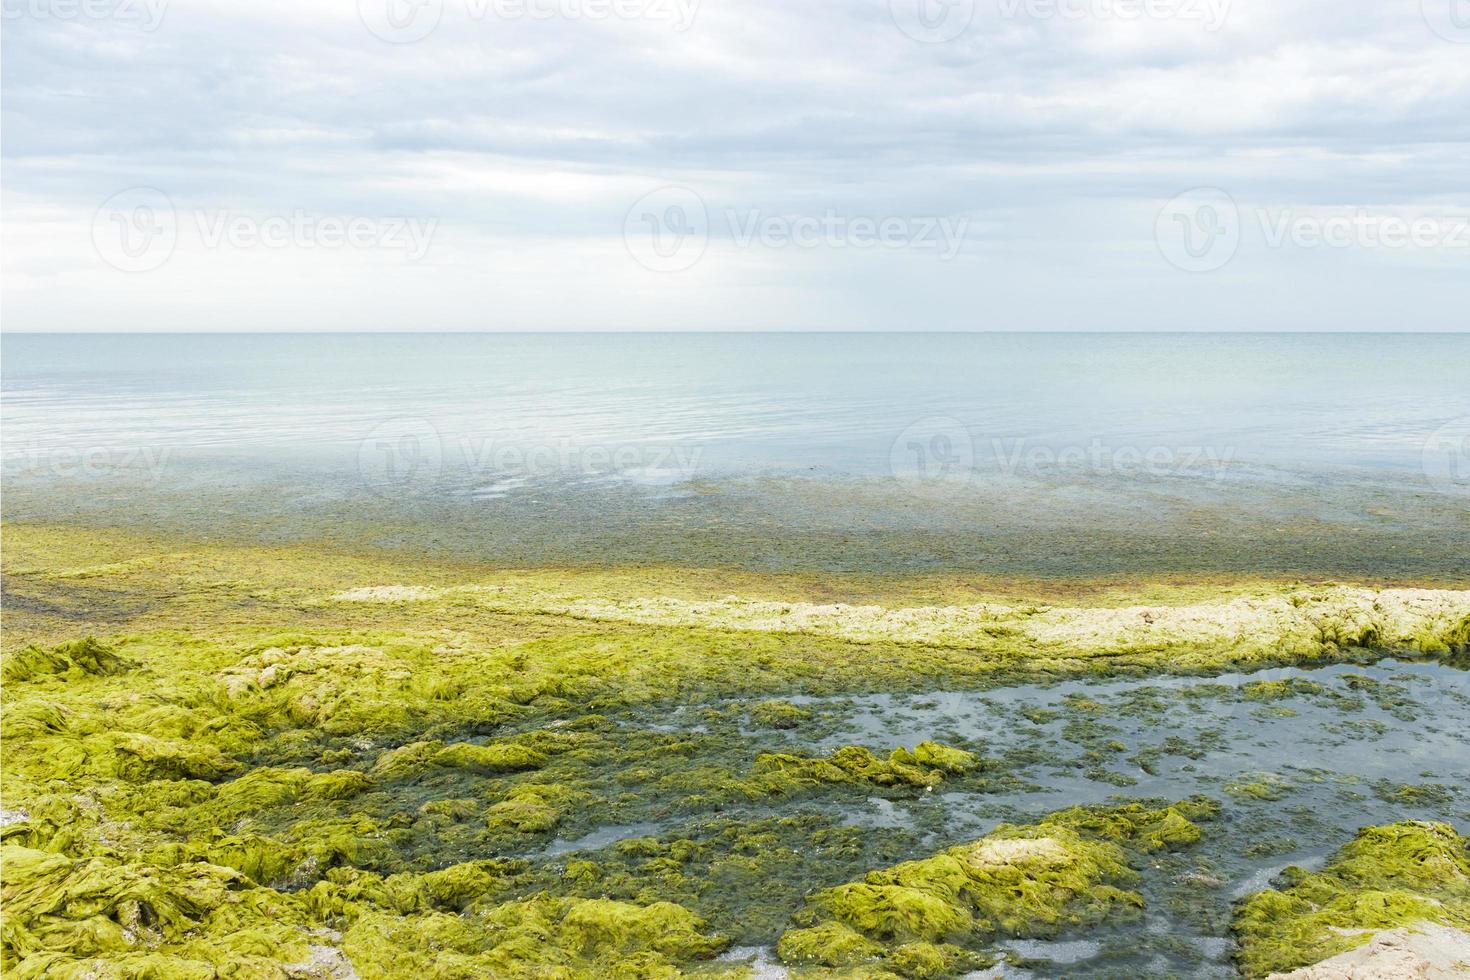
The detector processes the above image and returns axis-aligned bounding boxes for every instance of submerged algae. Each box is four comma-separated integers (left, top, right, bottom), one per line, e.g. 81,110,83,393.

1233,821,1470,978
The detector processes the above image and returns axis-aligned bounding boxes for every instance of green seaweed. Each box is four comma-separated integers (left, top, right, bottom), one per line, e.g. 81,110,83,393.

2,522,1466,978
748,700,812,730
1,638,135,685
1233,821,1470,978
775,799,1212,977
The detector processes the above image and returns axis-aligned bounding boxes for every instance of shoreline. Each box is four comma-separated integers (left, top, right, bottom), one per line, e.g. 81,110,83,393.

4,454,1468,583
3,518,1468,978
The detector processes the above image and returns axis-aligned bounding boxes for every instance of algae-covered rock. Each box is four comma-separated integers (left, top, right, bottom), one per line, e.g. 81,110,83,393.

884,940,989,979
1040,796,1217,852
748,699,812,730
777,920,884,967
1233,820,1470,978
775,799,1210,978
1264,922,1470,979
114,733,241,782
486,784,574,835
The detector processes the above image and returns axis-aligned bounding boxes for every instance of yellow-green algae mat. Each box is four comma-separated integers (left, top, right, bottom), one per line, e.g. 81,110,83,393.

0,798,1210,978
3,523,1470,977
1233,820,1470,978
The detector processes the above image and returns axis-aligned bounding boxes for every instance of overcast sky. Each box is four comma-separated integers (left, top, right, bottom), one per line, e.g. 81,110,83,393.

2,0,1468,330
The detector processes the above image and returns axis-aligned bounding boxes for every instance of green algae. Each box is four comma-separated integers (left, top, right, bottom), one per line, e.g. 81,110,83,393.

775,799,1213,977
543,812,916,946
888,742,978,775
431,742,548,775
8,525,1469,695
749,744,978,794
777,920,887,967
0,845,319,977
337,894,728,978
0,840,733,978
486,784,583,835
1224,774,1294,803
1,638,135,685
3,523,1467,978
748,699,812,730
1233,821,1470,978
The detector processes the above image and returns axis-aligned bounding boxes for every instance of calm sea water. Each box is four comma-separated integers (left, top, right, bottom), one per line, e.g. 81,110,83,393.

4,333,1466,576
4,332,1467,479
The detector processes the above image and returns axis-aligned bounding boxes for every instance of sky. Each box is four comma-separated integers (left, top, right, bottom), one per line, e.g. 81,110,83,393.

1,0,1468,331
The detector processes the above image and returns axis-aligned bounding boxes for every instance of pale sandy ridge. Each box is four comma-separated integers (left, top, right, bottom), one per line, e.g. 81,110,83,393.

332,584,1470,658
1268,923,1470,979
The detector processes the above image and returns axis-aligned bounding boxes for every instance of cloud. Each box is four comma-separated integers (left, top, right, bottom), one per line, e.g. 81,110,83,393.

1,0,1467,330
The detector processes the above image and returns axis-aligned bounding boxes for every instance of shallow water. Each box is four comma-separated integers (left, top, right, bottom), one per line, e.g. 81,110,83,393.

4,333,1468,578
542,659,1470,977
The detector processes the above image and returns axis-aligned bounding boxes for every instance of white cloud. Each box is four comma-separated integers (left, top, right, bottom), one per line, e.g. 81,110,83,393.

2,0,1467,330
